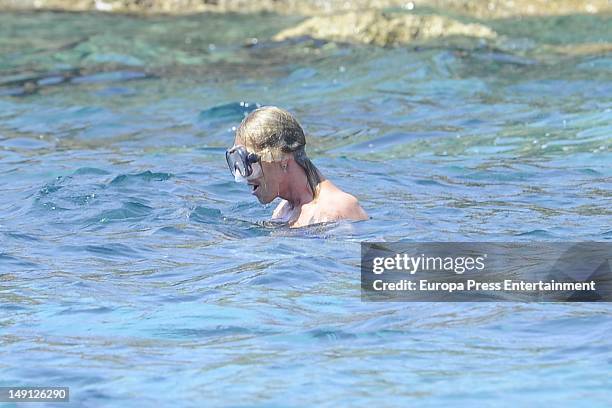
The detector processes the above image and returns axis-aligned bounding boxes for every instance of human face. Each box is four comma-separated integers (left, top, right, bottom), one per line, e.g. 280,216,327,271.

230,137,283,204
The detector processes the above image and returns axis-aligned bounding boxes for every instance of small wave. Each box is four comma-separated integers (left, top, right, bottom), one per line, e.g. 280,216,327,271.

0,253,39,268
414,178,448,187
189,206,222,224
156,326,268,340
153,226,187,236
1,137,53,150
197,101,260,127
73,167,111,176
109,171,173,185
35,174,103,209
56,306,114,315
3,231,41,242
61,242,142,259
90,201,154,224
515,229,554,238
308,329,358,341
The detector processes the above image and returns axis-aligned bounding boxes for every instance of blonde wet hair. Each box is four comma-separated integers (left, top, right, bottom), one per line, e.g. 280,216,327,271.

236,106,322,197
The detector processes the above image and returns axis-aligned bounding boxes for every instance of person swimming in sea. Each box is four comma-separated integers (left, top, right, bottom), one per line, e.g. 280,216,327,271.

225,106,368,228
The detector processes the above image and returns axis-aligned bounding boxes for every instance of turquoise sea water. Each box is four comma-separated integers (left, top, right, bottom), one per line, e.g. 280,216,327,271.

1,11,611,407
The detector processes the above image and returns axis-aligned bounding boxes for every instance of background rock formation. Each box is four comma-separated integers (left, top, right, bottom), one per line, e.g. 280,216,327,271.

0,0,609,48
0,0,610,18
273,11,497,46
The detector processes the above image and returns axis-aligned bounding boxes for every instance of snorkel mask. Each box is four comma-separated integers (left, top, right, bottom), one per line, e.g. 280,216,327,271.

225,145,261,182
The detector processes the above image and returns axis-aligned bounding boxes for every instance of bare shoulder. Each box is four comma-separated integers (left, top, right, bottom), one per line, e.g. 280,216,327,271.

319,182,368,221
334,191,368,220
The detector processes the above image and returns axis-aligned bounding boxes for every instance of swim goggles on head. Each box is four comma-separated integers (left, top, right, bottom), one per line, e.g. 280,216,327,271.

225,145,261,181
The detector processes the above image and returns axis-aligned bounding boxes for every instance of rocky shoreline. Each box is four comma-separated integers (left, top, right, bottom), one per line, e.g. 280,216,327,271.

1,0,609,17
1,0,610,47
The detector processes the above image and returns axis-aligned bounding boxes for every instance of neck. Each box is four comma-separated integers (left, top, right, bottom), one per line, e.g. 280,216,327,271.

279,162,314,209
